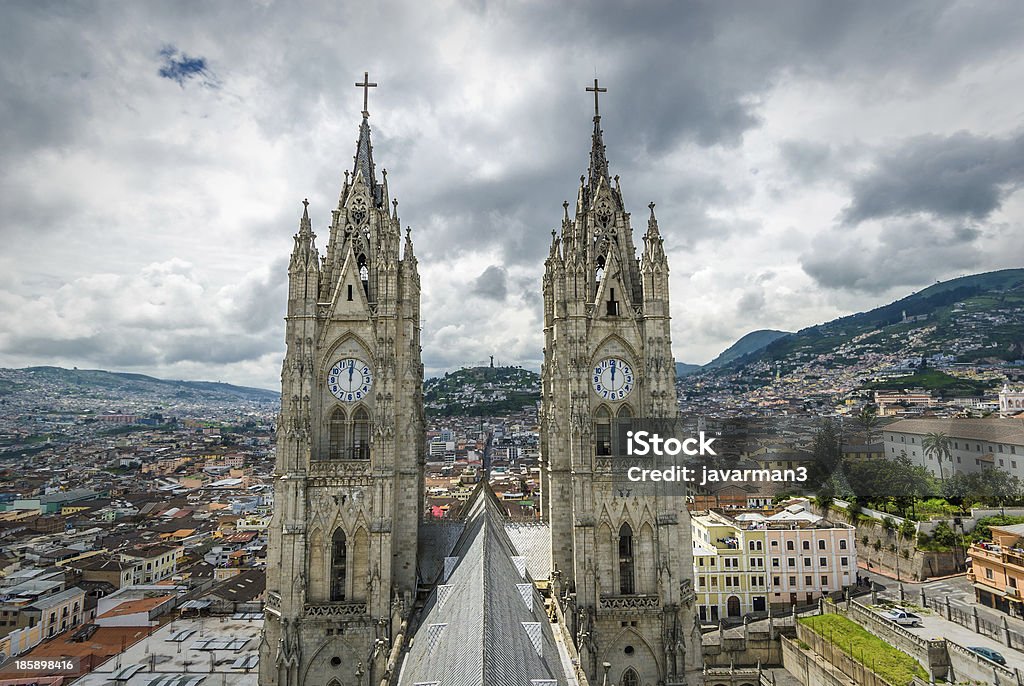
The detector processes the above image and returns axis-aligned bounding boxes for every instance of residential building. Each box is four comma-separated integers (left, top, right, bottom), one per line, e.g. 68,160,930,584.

692,503,857,621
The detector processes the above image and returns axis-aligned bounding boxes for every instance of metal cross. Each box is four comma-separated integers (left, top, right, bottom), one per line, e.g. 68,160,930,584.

355,71,377,117
586,78,607,117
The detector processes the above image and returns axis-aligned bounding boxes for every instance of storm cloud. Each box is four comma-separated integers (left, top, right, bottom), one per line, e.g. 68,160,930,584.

1,1,1023,386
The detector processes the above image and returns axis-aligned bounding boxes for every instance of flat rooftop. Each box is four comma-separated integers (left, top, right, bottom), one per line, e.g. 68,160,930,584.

72,614,263,686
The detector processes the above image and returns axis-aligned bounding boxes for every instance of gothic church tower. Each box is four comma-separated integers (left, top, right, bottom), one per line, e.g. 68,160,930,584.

260,76,424,686
541,81,699,686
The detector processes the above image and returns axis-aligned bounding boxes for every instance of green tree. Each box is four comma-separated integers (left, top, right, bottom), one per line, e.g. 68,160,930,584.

922,432,952,481
856,404,879,444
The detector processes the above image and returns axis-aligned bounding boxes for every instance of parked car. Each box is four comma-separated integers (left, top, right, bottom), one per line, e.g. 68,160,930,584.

968,646,1006,665
880,607,923,627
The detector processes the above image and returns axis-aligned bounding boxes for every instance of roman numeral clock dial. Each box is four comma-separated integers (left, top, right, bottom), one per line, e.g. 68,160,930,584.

592,357,634,400
327,357,373,402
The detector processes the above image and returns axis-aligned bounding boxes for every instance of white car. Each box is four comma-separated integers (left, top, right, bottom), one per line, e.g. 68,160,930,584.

880,608,923,627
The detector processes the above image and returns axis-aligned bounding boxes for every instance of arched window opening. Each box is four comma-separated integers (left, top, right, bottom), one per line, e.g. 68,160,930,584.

596,254,606,283
352,408,370,460
328,408,346,460
357,254,369,295
621,668,640,686
330,529,347,601
595,406,611,456
619,523,635,595
727,595,741,617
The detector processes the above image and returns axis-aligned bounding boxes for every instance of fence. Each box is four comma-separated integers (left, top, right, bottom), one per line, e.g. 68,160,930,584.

917,590,1024,650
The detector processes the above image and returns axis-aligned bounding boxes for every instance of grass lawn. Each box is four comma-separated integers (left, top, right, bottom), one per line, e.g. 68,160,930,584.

799,614,928,686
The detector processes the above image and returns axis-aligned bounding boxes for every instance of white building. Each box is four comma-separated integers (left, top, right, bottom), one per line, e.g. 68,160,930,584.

884,417,1024,477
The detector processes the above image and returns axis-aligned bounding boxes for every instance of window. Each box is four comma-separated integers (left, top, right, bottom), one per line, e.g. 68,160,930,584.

789,576,797,585
821,575,828,586
804,557,811,566
331,528,347,601
839,540,847,550
788,557,796,566
621,668,639,686
773,576,781,586
595,406,612,456
802,540,810,550
619,523,635,595
818,540,826,550
787,541,795,551
328,407,347,460
805,576,812,585
772,558,780,567
607,287,620,316
841,557,848,566
819,557,827,567
352,408,370,459
986,568,994,580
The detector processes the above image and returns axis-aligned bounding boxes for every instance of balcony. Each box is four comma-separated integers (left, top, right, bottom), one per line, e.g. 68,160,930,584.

304,602,368,619
599,594,660,612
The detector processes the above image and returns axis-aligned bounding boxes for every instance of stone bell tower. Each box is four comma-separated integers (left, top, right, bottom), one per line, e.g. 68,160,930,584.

260,74,425,686
540,80,699,686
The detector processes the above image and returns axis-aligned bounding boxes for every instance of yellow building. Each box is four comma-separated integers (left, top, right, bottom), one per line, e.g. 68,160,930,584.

693,504,857,622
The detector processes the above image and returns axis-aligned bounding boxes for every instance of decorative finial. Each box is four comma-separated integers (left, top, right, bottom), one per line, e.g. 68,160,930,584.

649,201,656,215
382,168,387,179
562,200,570,220
586,77,607,118
580,174,585,184
393,198,399,209
302,198,309,209
355,71,378,118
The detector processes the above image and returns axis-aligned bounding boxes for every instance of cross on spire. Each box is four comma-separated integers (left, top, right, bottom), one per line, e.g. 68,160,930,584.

586,78,607,118
355,71,377,118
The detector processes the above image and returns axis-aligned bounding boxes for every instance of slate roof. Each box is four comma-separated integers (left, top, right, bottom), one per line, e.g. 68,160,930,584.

399,485,568,686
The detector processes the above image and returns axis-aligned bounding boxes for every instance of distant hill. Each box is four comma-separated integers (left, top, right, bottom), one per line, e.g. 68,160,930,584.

704,330,790,369
3,366,279,403
424,366,539,417
675,362,702,377
709,268,1024,379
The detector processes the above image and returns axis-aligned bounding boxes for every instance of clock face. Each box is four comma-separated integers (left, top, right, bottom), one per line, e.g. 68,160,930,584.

327,358,373,402
592,357,634,400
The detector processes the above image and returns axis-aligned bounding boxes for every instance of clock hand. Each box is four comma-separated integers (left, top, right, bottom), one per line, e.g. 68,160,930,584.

610,364,616,383
348,362,354,385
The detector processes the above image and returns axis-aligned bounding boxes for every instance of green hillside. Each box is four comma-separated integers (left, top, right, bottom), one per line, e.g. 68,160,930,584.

424,366,540,416
717,269,1024,378
704,329,790,369
11,366,279,402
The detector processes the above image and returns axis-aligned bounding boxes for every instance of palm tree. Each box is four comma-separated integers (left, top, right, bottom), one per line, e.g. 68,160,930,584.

856,404,879,444
922,432,952,481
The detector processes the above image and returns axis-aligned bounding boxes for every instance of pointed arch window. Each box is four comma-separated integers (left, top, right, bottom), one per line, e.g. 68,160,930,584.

595,406,611,456
328,408,347,461
595,254,606,283
330,529,347,601
352,407,370,460
621,668,640,686
619,523,635,595
357,254,369,296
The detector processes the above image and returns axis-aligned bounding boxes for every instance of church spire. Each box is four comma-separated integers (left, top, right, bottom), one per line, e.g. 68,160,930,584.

585,78,610,198
290,198,317,269
352,72,382,206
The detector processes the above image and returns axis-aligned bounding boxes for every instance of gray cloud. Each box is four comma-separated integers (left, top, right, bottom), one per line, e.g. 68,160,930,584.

800,219,987,293
0,0,1022,385
473,265,508,301
842,130,1024,224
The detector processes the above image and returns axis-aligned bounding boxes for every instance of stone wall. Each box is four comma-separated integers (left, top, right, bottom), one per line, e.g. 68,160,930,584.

817,504,960,581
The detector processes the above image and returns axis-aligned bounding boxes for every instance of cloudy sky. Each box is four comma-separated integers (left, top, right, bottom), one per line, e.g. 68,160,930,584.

2,1,1023,389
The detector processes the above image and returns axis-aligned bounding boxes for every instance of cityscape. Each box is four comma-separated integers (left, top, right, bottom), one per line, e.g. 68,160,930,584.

4,2,1024,686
